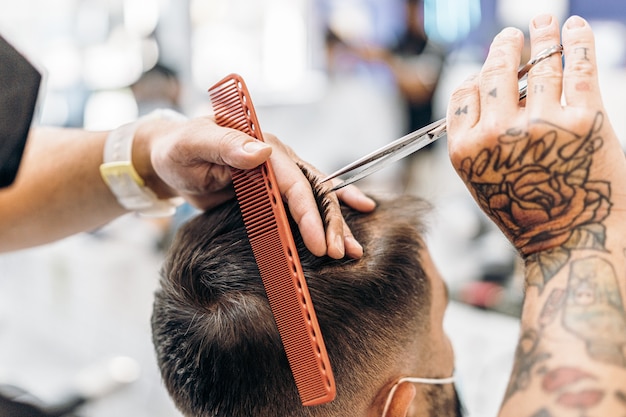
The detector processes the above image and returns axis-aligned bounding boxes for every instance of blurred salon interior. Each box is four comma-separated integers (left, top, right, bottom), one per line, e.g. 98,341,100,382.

1,0,625,415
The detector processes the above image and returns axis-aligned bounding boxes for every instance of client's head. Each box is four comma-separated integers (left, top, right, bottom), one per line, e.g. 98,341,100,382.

152,193,458,417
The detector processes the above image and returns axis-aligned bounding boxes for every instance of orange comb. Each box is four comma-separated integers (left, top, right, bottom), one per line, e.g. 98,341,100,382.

208,74,336,406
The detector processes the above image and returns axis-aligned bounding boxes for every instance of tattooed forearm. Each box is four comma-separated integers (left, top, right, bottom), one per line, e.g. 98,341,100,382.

563,257,626,366
504,254,625,416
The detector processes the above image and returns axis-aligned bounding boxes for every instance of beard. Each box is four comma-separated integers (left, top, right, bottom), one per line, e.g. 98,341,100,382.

423,384,465,417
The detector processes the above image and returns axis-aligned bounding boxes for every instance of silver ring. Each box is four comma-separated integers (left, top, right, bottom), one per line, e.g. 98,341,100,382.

517,44,564,80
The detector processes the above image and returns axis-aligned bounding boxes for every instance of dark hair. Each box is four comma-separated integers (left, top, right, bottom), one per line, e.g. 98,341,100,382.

152,194,432,416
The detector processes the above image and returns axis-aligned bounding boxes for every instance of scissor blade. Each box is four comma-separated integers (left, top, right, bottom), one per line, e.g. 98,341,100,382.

325,121,446,191
322,119,444,185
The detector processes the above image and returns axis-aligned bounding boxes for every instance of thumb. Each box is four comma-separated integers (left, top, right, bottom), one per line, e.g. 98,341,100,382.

219,131,272,170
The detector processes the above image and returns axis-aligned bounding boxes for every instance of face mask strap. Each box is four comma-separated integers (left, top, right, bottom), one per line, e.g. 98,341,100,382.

381,375,455,417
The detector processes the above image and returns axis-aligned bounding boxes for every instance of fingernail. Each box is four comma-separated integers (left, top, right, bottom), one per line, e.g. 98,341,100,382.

566,15,586,29
533,14,553,29
243,141,270,153
362,197,377,209
345,236,363,259
500,27,521,39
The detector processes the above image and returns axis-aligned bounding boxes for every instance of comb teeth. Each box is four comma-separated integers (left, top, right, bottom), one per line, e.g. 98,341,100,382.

209,74,336,406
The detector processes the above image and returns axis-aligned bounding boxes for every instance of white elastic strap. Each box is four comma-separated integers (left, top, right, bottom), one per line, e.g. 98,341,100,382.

381,375,455,417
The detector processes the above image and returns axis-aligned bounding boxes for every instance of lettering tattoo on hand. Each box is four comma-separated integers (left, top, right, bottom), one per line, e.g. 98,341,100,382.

457,112,611,287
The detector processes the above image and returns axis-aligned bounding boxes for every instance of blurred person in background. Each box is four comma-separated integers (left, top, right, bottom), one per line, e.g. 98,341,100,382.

131,63,184,117
325,0,446,191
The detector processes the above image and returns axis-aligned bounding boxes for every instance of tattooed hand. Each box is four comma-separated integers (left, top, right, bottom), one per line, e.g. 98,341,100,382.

450,14,626,417
446,14,626,258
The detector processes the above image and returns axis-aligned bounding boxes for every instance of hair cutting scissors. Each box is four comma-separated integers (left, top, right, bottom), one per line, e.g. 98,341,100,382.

321,44,563,191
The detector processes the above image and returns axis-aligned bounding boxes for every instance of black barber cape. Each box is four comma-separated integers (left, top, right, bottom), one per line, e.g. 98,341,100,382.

0,34,41,188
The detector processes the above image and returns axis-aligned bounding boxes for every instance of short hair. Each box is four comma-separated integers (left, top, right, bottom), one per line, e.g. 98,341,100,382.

152,194,433,416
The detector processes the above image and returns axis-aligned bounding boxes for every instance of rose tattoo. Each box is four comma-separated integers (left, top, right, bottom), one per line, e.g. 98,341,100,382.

457,113,611,285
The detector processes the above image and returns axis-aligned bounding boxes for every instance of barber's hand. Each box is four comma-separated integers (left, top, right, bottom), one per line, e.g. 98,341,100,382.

446,14,626,256
134,116,376,259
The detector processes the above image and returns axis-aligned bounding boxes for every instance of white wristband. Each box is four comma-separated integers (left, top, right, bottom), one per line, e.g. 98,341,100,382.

100,109,187,217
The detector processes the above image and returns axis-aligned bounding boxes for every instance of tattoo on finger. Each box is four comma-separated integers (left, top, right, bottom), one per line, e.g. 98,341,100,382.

575,46,590,61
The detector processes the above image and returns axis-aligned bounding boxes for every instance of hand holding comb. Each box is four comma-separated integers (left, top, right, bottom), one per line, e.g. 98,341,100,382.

208,74,336,406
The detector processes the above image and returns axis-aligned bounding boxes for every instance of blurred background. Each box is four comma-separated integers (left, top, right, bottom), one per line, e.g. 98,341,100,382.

0,0,625,416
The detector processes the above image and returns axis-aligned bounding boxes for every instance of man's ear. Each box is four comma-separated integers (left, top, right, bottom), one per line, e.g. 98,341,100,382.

385,382,416,417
